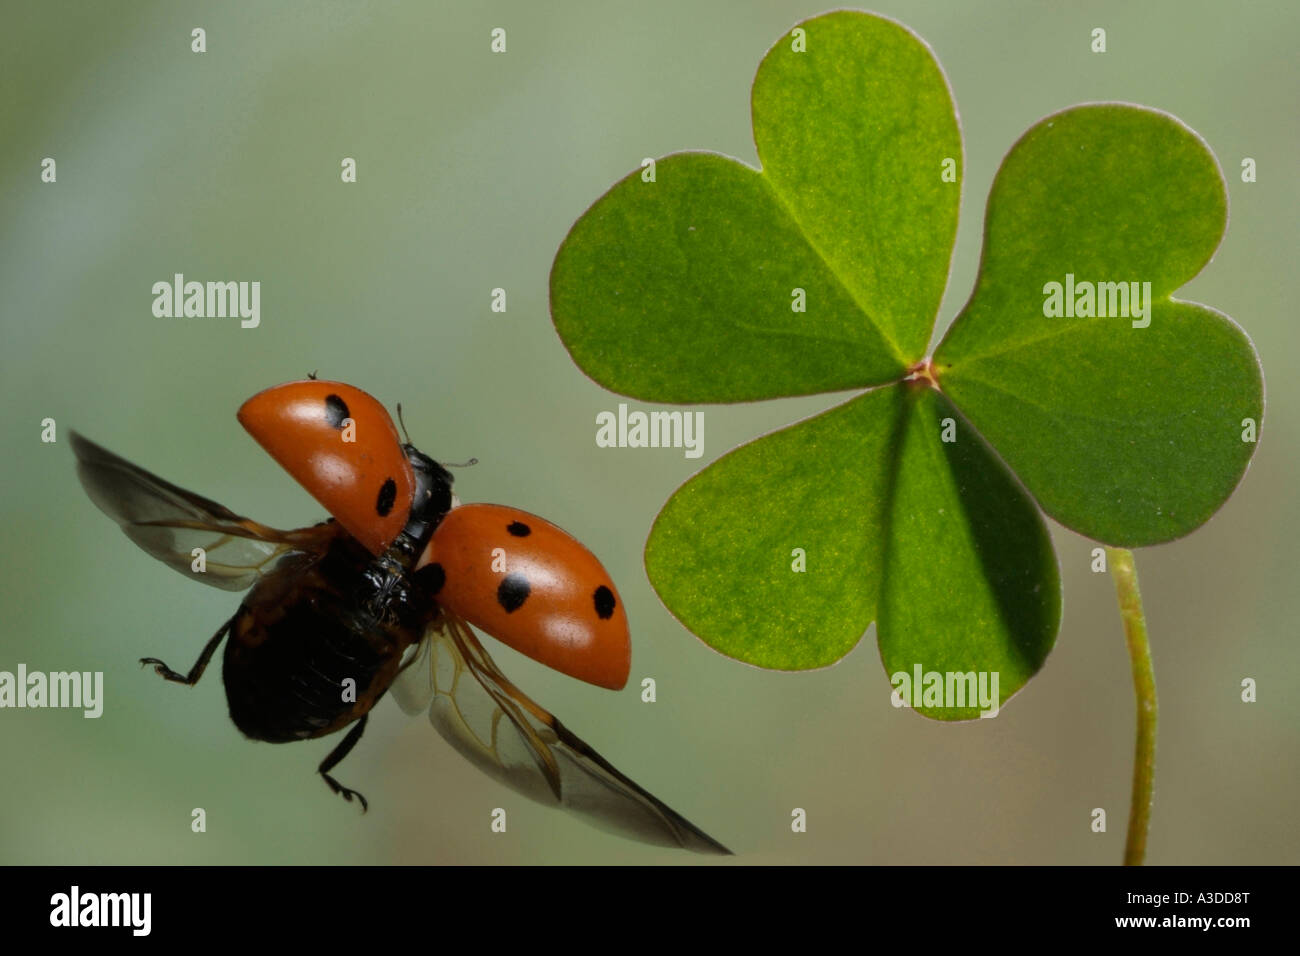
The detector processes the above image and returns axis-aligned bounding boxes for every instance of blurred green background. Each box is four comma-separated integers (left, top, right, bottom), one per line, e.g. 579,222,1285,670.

1,0,1295,864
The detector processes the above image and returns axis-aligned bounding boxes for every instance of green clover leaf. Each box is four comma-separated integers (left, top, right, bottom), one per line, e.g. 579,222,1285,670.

549,11,1262,720
936,105,1262,546
551,11,958,400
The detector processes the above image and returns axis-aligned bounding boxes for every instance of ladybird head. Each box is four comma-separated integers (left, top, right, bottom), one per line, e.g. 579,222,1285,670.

397,445,456,556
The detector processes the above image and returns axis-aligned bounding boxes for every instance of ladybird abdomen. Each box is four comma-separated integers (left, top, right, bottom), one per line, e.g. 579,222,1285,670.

222,541,421,742
223,602,390,742
417,504,631,690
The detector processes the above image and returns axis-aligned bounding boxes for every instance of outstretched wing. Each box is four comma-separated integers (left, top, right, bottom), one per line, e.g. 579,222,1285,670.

390,612,731,855
71,430,338,591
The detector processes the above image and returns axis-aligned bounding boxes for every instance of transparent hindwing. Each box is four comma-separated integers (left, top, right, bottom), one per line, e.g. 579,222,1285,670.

390,613,730,854
72,431,338,590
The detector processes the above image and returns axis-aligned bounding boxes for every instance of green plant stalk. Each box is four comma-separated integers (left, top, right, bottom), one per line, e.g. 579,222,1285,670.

1106,547,1157,866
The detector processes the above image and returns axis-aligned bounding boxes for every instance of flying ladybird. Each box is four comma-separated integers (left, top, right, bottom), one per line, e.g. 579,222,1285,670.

72,379,729,854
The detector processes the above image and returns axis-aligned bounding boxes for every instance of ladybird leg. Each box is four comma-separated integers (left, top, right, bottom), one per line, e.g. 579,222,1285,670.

318,714,370,812
140,617,232,685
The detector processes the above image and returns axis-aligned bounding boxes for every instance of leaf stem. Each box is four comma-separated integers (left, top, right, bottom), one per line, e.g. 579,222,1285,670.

1106,547,1156,866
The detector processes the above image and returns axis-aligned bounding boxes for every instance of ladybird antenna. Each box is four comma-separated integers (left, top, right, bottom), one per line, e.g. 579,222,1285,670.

307,370,318,380
442,457,479,468
395,402,413,445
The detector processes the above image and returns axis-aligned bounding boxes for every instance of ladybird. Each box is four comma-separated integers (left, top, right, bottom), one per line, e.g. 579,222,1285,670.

72,379,728,854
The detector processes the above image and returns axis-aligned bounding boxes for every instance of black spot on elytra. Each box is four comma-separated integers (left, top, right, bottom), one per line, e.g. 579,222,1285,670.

593,585,616,620
507,521,531,537
324,394,350,429
497,573,530,613
375,478,397,517
414,562,445,595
